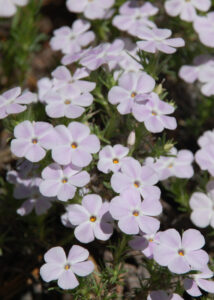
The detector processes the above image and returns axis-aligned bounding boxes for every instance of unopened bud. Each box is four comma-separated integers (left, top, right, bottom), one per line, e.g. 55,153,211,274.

127,131,136,147
164,143,174,152
154,84,163,95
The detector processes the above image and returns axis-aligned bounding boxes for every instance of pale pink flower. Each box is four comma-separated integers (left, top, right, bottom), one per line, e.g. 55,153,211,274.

137,28,185,54
40,245,94,289
50,19,95,55
165,0,211,22
0,0,28,17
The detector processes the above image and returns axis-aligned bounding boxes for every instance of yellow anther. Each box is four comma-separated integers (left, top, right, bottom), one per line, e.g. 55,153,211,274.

131,92,137,98
178,249,185,256
62,178,68,184
113,158,119,164
32,138,38,144
71,142,77,149
64,264,70,270
132,210,139,217
134,181,140,188
90,216,96,222
65,99,71,105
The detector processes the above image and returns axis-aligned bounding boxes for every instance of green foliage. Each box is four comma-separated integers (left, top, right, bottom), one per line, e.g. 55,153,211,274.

0,0,45,85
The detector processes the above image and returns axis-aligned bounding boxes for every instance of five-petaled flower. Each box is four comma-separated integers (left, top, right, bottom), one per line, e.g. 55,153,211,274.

111,157,161,201
165,0,211,22
0,87,37,119
68,194,113,243
51,122,100,167
39,163,90,202
11,121,55,163
109,189,162,235
153,228,209,274
97,144,129,174
136,28,185,54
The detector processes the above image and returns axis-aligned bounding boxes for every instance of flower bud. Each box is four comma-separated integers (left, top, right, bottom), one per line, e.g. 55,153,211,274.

127,131,136,147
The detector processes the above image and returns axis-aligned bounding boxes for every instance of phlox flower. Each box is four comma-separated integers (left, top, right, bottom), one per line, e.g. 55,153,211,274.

132,92,177,133
66,0,115,20
111,157,160,201
63,40,124,71
136,28,185,54
11,121,55,163
153,229,209,274
51,66,95,93
147,291,184,300
179,57,214,96
112,38,142,80
60,187,90,227
197,129,214,147
97,144,129,174
165,0,211,22
39,163,90,202
145,147,194,180
113,1,158,37
37,77,53,102
109,189,162,235
38,66,95,102
197,61,214,96
50,19,95,55
195,144,214,175
62,48,91,66
51,122,100,167
15,177,53,216
108,71,155,115
7,159,39,185
68,194,113,243
0,87,37,119
40,245,94,290
179,56,214,84
194,12,214,48
183,266,214,297
129,222,160,258
61,205,75,228
44,85,93,119
0,0,28,17
80,40,124,71
189,180,214,228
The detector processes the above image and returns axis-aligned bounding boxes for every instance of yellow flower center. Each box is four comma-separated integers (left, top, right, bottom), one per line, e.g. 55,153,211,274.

90,216,96,222
178,249,185,256
133,181,140,188
64,264,70,270
62,178,68,184
168,163,174,168
148,238,154,242
71,142,77,149
32,138,38,144
113,158,119,164
64,99,71,105
132,210,139,217
131,92,137,98
151,111,157,116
